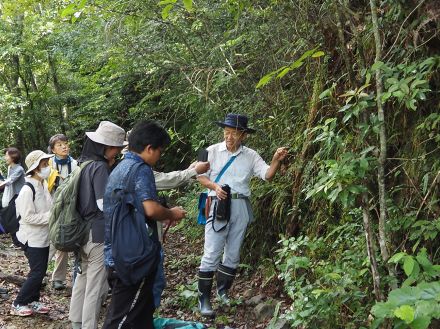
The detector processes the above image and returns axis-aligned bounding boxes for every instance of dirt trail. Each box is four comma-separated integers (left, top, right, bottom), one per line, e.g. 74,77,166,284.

0,231,278,329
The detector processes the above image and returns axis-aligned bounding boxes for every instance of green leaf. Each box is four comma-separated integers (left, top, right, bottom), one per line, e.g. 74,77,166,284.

371,61,384,71
340,190,349,207
359,158,369,171
389,252,407,264
60,4,76,17
388,286,420,305
403,277,416,287
161,4,174,19
393,90,405,100
404,256,415,276
180,289,195,298
256,73,275,89
411,79,428,89
416,249,432,270
158,0,177,5
182,0,193,12
400,82,410,94
312,51,325,58
409,316,431,329
276,67,291,79
289,60,304,70
297,47,318,62
371,302,396,318
394,305,415,324
319,88,333,99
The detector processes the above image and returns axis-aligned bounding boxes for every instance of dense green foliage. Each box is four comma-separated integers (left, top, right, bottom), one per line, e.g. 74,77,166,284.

1,0,440,327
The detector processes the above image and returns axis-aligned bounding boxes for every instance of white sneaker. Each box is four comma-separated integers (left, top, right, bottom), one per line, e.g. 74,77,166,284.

29,301,49,314
10,304,33,317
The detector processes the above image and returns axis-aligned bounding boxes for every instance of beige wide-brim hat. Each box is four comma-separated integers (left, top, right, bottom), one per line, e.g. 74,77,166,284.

25,150,54,174
85,121,128,147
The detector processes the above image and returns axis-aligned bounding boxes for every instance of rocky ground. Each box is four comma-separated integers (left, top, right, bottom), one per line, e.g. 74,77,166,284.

0,230,290,329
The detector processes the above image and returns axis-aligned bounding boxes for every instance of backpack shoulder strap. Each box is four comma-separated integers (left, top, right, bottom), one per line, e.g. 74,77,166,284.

126,161,145,192
24,182,36,201
214,155,237,183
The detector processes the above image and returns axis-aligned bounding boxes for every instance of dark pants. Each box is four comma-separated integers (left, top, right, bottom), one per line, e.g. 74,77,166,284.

11,233,21,247
103,269,156,329
14,244,49,306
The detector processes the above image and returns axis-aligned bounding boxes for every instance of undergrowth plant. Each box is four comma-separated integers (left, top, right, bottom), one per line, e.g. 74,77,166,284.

371,248,440,329
274,220,372,329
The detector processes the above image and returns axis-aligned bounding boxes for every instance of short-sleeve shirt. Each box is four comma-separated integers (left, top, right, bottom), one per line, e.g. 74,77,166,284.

77,161,110,243
103,151,158,268
200,142,270,197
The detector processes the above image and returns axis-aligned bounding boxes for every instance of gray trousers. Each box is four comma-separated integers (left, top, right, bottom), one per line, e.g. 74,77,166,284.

200,199,251,272
69,232,107,329
48,247,69,282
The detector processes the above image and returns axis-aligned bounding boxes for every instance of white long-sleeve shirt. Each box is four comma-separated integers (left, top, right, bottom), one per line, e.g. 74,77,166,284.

15,177,53,248
154,168,197,191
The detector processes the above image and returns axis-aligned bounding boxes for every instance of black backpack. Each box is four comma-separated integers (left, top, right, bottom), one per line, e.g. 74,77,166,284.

0,182,35,234
107,161,159,286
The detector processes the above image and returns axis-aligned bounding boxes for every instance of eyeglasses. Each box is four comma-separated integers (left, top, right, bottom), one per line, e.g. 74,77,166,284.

54,142,69,148
223,130,244,138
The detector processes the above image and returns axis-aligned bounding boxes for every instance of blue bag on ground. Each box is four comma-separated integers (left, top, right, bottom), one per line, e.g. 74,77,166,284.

153,317,206,329
109,162,159,286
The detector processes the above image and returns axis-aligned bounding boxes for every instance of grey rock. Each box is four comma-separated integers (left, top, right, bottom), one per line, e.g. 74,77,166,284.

267,319,290,329
243,289,253,299
246,293,266,306
254,299,278,321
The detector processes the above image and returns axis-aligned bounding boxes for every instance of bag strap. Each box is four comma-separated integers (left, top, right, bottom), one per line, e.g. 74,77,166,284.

127,161,145,192
214,155,237,184
24,182,36,201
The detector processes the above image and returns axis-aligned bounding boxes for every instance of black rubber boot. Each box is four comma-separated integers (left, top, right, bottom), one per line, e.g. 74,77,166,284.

198,271,215,317
216,264,236,304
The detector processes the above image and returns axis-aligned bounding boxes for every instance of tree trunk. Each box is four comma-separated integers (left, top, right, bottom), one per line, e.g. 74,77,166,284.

10,54,25,152
369,0,397,289
333,0,355,87
361,195,383,301
48,51,67,134
369,0,389,262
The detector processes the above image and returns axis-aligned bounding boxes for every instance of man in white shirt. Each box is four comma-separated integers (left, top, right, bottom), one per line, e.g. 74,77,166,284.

197,113,288,316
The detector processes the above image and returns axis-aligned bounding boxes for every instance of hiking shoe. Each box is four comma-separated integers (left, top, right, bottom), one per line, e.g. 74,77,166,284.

71,322,82,329
52,280,66,290
10,304,33,317
29,301,49,314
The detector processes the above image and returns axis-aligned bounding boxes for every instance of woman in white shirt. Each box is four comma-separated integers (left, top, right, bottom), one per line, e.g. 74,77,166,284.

11,150,53,317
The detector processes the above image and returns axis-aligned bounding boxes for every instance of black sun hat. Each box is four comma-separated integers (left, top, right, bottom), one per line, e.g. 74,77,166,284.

215,113,256,134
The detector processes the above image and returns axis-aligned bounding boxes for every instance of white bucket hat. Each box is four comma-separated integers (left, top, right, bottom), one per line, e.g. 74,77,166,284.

85,121,128,147
25,150,53,174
